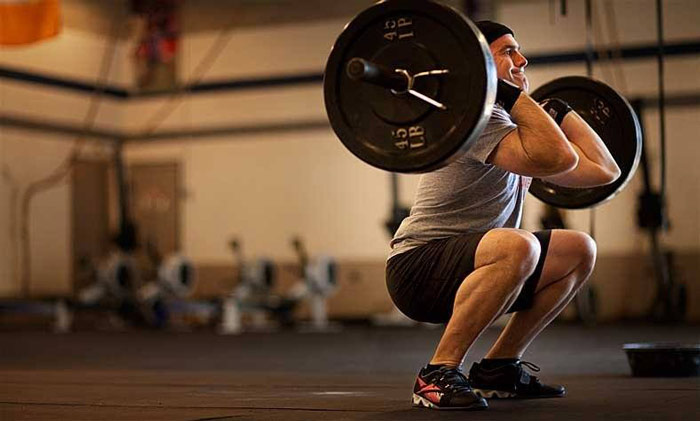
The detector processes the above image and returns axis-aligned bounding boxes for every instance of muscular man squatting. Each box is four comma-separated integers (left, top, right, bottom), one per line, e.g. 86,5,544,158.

385,21,622,410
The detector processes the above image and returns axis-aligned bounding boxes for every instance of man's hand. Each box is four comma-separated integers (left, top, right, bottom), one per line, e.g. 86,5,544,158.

495,79,523,113
539,98,572,126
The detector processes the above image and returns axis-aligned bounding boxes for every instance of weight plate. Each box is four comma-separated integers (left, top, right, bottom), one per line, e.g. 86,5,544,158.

324,0,496,173
529,76,642,209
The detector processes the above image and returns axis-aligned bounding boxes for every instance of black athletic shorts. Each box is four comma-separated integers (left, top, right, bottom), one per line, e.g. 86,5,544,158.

385,230,552,324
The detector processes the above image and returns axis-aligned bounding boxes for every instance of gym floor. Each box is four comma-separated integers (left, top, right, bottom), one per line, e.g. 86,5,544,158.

1,322,697,420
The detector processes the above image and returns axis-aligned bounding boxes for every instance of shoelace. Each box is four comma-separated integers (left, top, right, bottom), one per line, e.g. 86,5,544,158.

435,368,472,392
518,361,541,373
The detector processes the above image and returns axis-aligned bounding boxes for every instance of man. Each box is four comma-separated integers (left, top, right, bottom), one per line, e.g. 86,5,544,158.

385,21,621,410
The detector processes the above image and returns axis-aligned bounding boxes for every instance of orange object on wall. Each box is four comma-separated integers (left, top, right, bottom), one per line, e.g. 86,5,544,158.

0,0,61,46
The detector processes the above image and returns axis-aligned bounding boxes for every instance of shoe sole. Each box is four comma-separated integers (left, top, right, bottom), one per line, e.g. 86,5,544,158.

412,394,488,410
473,388,566,399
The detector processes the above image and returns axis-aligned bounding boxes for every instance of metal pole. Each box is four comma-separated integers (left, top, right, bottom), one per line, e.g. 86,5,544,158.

584,0,594,78
389,173,399,211
584,0,595,240
656,0,667,204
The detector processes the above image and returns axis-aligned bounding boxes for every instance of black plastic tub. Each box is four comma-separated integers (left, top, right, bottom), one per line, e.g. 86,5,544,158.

623,343,700,377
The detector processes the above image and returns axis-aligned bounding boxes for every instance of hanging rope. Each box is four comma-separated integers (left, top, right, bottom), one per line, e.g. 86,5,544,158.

583,0,597,241
590,1,616,89
140,19,239,137
601,0,628,95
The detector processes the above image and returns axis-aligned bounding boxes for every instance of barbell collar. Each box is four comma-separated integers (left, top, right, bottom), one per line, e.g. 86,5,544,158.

346,57,409,92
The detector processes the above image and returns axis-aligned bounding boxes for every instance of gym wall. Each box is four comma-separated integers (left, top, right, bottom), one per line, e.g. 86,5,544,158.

0,24,124,296
0,0,698,319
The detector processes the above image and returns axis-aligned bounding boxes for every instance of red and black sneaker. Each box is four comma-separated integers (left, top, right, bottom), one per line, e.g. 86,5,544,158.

412,365,488,410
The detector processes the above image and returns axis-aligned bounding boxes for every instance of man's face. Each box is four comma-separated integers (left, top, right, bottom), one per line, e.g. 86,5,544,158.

490,34,529,92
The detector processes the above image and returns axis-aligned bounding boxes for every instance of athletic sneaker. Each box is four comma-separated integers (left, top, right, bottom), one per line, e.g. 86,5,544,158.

469,360,566,399
412,365,488,410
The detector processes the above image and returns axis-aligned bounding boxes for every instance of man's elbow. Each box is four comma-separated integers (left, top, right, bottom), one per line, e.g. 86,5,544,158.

541,149,578,176
579,164,622,187
600,163,622,185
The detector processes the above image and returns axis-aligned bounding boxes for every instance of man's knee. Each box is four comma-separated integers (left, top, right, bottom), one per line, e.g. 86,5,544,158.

569,231,597,274
478,229,541,281
557,230,597,288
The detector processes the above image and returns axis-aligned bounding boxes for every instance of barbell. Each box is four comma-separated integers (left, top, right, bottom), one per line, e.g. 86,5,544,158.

323,0,642,209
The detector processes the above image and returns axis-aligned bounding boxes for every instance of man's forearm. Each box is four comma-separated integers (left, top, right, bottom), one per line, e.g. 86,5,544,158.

510,95,577,172
541,111,622,187
559,111,621,177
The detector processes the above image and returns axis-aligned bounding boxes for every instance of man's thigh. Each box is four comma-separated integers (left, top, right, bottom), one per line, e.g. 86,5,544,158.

386,231,488,323
473,228,540,269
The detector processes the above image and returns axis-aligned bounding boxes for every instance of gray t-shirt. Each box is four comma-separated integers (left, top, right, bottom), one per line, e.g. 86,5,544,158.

388,105,531,260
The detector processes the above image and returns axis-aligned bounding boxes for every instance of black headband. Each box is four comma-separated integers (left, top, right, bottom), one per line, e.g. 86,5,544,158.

475,20,514,45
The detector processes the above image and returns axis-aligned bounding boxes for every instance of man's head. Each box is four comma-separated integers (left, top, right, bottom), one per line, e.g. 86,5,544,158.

475,21,529,92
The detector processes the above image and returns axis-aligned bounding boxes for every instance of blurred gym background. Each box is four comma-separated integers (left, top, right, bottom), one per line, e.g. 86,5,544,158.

1,0,698,329
1,1,698,419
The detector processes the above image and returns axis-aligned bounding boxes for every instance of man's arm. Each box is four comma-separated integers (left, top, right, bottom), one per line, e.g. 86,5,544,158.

541,111,621,187
487,94,579,177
